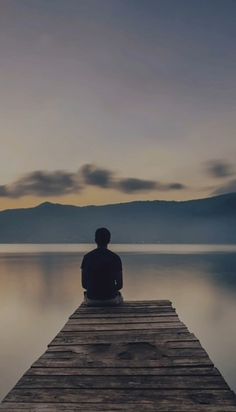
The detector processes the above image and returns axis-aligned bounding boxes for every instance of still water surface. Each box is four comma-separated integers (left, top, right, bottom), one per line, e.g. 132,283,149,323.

0,243,236,400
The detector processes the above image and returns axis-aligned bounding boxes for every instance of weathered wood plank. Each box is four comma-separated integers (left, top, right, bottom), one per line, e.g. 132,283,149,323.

68,315,180,323
70,312,178,319
80,300,172,307
15,374,228,390
62,321,185,332
25,366,221,376
44,343,207,358
1,299,236,411
49,331,199,345
74,307,176,314
2,403,236,412
3,388,236,404
32,357,213,368
47,341,203,352
77,303,173,310
58,327,189,334
39,350,210,361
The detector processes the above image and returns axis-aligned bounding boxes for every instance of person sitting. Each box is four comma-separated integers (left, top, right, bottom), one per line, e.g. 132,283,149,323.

81,227,123,306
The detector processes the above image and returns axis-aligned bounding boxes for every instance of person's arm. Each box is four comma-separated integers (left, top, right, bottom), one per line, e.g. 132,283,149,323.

115,270,123,290
81,257,87,289
115,257,123,290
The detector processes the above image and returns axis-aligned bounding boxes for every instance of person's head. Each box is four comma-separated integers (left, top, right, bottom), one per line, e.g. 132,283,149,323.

95,227,111,248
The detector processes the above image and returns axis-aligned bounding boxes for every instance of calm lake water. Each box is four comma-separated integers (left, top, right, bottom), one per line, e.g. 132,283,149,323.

0,243,236,400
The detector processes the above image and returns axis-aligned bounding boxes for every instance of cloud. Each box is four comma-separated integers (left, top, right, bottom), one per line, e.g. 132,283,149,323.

81,164,186,193
205,160,234,178
212,179,236,195
161,182,186,190
81,164,113,188
0,164,187,198
117,178,186,193
0,171,81,198
117,178,157,193
0,186,8,196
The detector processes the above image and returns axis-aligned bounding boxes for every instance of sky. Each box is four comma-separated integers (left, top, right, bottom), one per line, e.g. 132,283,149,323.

0,0,236,210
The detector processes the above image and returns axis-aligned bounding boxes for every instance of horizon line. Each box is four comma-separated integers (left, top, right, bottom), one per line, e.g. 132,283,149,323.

0,191,235,213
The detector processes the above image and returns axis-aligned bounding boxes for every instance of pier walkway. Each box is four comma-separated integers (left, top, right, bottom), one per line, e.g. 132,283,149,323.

1,300,236,411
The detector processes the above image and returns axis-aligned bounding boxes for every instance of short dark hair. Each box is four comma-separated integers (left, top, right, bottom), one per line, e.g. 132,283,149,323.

95,227,111,246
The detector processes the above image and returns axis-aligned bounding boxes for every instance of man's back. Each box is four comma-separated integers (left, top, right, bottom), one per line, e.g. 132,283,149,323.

81,247,123,299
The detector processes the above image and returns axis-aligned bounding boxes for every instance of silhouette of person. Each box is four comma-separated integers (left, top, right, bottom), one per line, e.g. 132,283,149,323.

81,228,123,306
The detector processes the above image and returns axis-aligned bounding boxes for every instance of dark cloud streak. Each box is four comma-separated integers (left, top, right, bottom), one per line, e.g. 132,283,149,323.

117,178,157,193
0,164,186,198
81,164,186,193
205,160,234,178
0,171,81,198
166,183,183,190
81,164,113,188
117,178,186,193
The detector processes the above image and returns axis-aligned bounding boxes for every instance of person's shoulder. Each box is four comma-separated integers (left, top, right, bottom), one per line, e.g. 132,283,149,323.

81,249,97,268
107,249,122,261
83,249,98,259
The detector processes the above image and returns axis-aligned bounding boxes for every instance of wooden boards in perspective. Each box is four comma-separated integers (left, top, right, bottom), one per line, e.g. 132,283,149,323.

1,300,236,411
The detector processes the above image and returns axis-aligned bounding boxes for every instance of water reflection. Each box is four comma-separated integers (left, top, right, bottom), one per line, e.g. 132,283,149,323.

0,245,236,400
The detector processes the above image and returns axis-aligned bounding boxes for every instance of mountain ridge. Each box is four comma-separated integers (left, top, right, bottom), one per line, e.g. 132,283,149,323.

0,192,235,244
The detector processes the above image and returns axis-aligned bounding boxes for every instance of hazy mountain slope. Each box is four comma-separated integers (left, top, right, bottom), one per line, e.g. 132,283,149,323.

0,193,235,243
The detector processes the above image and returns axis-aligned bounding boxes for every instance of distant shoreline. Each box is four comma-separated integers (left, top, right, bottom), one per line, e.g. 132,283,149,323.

0,192,235,243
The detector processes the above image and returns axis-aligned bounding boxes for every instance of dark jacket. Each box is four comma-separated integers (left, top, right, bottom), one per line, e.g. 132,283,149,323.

81,247,123,299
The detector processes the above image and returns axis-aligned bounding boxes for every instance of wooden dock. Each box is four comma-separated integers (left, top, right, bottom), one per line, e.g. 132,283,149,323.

1,300,236,411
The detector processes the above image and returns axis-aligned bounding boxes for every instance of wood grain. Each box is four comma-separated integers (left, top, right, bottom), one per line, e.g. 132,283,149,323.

1,300,236,411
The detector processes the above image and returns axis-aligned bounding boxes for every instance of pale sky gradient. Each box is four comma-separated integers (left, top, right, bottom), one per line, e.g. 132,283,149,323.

0,0,236,209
